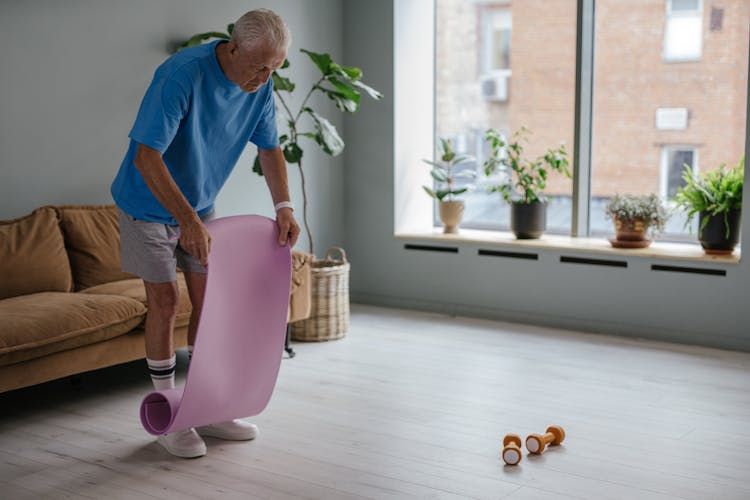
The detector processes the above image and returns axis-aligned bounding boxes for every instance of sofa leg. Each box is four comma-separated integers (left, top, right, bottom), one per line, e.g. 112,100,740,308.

284,324,296,358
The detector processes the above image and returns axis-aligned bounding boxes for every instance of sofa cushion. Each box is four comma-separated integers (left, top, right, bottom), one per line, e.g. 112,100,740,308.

0,207,73,300
82,274,193,327
0,292,146,367
57,205,137,290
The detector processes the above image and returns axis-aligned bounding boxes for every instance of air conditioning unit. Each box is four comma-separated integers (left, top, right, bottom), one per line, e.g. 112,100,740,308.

480,72,509,102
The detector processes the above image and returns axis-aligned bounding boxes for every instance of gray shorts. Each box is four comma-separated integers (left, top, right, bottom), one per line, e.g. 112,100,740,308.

118,208,216,283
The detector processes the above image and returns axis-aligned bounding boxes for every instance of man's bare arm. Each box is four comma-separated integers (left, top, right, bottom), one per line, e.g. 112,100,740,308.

258,146,300,247
134,143,211,266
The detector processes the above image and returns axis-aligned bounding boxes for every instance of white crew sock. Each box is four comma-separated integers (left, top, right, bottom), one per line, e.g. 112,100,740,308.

147,355,176,390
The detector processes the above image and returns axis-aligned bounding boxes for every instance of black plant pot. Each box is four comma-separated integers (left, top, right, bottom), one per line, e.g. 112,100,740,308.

699,209,741,255
511,201,547,239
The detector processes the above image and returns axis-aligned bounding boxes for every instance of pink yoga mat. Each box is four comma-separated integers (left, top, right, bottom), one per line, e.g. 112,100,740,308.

140,215,291,435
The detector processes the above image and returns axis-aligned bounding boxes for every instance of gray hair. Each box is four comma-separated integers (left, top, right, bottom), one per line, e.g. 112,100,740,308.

232,9,291,51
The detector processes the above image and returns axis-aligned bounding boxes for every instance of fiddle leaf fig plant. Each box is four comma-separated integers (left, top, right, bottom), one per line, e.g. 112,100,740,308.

174,24,234,51
176,25,383,255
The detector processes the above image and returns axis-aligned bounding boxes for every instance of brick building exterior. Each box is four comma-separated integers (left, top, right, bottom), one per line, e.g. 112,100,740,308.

436,0,748,200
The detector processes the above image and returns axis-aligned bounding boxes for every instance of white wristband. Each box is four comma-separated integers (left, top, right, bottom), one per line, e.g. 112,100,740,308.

274,201,294,212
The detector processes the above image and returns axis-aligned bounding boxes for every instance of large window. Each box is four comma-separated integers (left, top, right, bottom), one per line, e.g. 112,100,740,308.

434,0,577,233
431,0,748,243
591,0,747,240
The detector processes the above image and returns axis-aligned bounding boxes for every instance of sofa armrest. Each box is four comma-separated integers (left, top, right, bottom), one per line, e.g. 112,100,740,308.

288,251,313,323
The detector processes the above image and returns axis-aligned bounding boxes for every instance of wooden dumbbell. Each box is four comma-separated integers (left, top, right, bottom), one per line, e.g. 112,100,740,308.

525,425,565,455
501,434,522,465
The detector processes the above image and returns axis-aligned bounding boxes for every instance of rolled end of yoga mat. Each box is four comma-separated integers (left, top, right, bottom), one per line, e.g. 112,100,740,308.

140,388,184,435
139,215,292,436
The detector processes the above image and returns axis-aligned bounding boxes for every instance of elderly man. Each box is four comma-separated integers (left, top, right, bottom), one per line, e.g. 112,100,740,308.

111,9,299,458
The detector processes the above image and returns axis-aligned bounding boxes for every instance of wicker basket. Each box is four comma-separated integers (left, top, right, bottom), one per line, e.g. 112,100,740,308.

290,247,350,341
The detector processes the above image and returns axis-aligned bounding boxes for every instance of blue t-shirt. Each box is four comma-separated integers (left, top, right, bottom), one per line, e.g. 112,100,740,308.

111,40,279,224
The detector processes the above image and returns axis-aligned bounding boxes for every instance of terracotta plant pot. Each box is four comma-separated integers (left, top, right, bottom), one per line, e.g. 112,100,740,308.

609,217,652,248
614,217,648,241
439,200,464,234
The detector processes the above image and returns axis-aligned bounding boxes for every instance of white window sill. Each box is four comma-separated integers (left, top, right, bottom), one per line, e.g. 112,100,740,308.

395,228,741,264
662,56,702,63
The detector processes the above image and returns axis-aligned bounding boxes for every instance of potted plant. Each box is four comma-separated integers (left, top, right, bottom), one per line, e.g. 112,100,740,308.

422,138,476,233
673,158,744,255
483,127,571,239
604,194,669,248
176,24,384,256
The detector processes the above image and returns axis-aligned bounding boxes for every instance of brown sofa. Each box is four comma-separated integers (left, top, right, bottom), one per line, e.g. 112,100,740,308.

0,205,311,393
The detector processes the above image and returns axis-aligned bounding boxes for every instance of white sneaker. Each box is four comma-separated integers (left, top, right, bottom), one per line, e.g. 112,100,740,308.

196,419,259,441
156,428,207,458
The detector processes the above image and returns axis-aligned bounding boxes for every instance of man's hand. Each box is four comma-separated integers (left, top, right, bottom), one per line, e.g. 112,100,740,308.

179,217,212,266
134,143,212,265
276,208,300,247
258,147,298,247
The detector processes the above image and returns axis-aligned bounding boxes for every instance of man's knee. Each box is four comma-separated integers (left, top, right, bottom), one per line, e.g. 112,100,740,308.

144,281,180,318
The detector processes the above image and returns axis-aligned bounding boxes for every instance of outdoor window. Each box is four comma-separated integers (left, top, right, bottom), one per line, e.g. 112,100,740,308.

434,0,576,233
482,7,511,73
426,0,747,245
660,146,696,200
663,0,703,62
591,0,746,241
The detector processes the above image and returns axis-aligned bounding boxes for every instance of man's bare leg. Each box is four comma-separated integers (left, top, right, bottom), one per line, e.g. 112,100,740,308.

183,271,207,348
143,280,180,361
144,279,206,458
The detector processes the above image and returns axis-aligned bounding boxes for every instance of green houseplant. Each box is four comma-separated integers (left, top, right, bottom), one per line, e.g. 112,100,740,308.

422,138,476,233
604,194,669,248
673,158,744,255
176,25,383,256
483,127,570,239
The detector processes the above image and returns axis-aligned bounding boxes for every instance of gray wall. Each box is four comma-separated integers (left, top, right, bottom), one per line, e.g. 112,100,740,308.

0,0,345,254
343,0,750,351
2,0,747,351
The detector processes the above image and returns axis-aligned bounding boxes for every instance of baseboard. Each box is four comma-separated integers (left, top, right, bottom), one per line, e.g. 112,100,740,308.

350,291,750,353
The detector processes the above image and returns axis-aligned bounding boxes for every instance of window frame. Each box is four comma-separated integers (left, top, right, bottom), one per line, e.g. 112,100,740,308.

659,145,698,201
395,0,747,259
480,6,512,74
663,0,704,62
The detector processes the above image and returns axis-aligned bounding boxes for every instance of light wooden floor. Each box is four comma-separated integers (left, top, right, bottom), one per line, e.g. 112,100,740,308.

2,304,750,500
